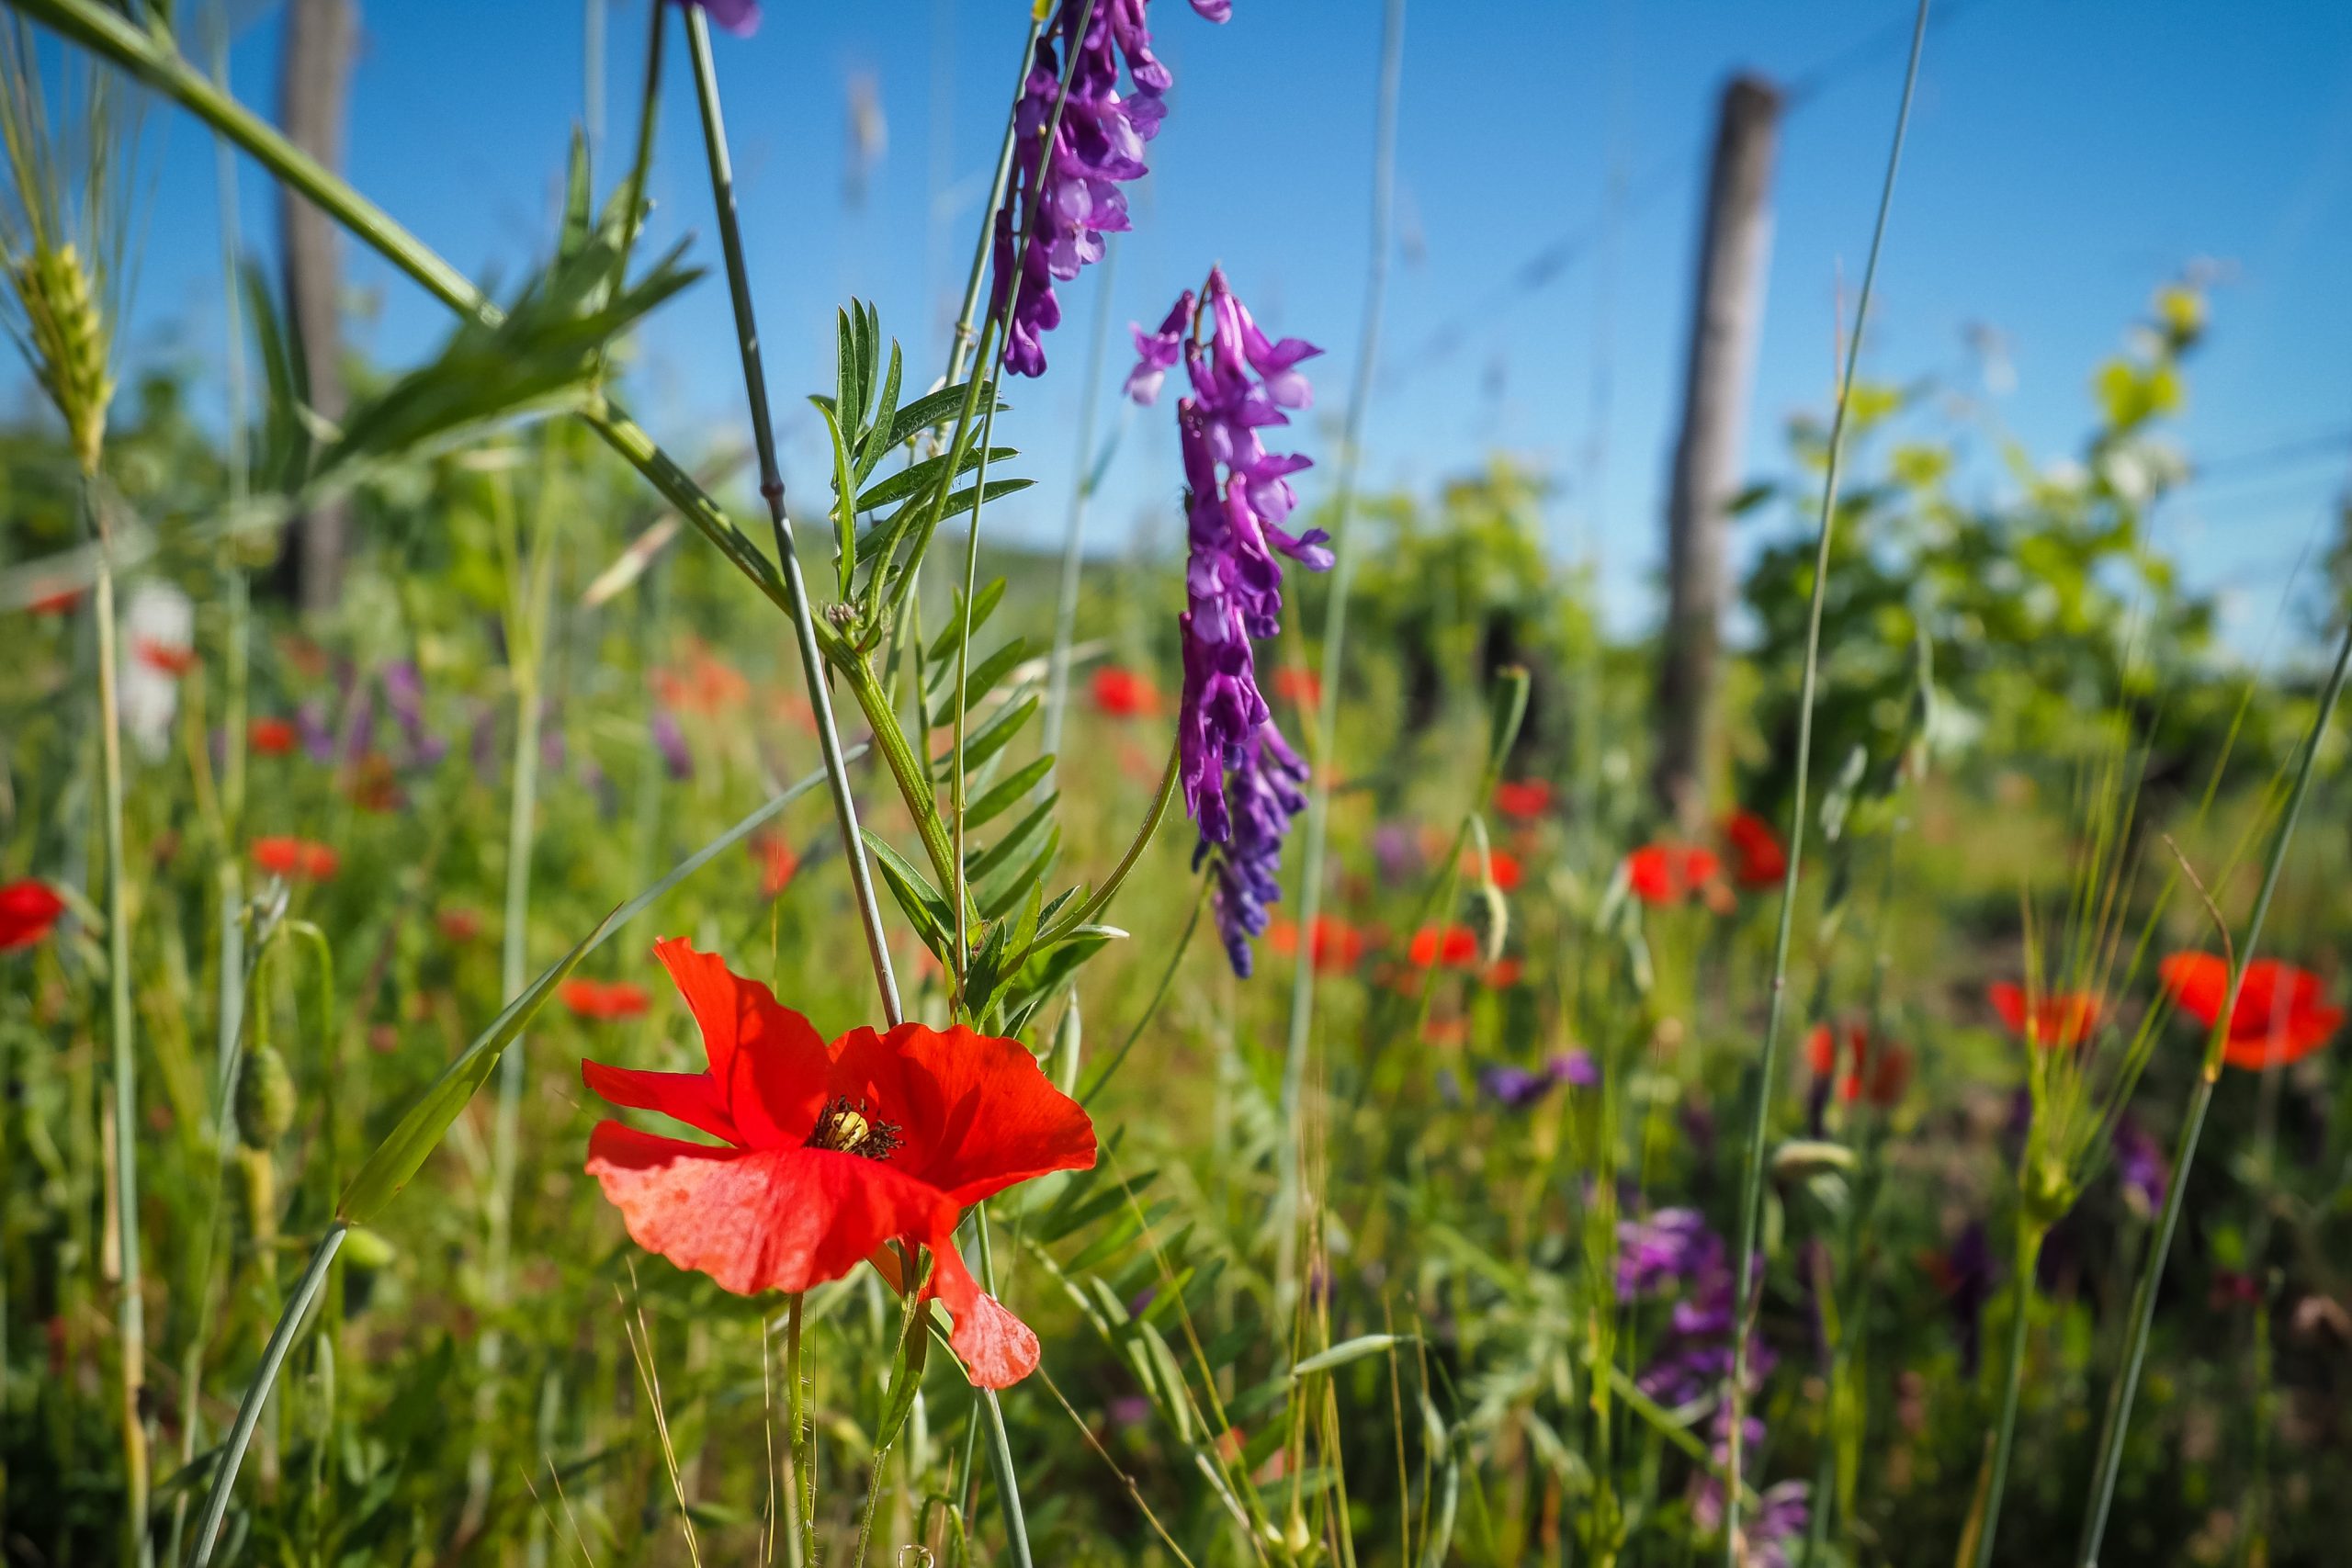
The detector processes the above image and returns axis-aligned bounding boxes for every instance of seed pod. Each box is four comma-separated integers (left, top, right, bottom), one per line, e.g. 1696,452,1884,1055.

236,1044,297,1148
236,1146,278,1251
14,243,114,476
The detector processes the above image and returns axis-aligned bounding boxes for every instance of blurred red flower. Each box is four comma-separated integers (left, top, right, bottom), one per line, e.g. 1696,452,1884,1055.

1805,1021,1909,1107
1090,666,1159,718
1462,846,1522,892
1624,841,1721,907
248,717,300,756
1986,981,2101,1049
1266,915,1368,972
0,880,66,952
560,978,652,1021
2159,953,2342,1070
27,583,80,615
436,907,486,944
252,837,338,881
133,637,198,677
1722,809,1787,889
1492,779,1552,820
752,832,799,898
651,643,751,716
1482,956,1525,989
582,939,1096,1386
1272,664,1322,710
1408,923,1480,968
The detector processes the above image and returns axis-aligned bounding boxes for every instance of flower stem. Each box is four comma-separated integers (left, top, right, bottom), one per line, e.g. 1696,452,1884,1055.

2075,614,2352,1566
1720,7,1928,1554
1971,1218,2045,1568
1273,0,1406,1320
684,6,904,1025
944,14,1043,387
1038,237,1118,773
91,502,150,1563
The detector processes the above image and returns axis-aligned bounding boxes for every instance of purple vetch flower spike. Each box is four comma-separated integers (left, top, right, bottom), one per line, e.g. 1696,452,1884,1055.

1148,270,1328,975
381,660,448,768
1189,0,1233,18
1478,1063,1553,1111
1551,1047,1600,1089
1125,290,1193,405
989,0,1228,378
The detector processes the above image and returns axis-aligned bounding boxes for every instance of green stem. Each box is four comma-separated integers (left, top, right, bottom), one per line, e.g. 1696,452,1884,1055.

684,6,905,1024
1038,238,1118,772
190,1224,347,1568
1274,0,1406,1320
2075,614,2352,1566
92,520,150,1562
943,14,1042,386
1721,7,1928,1553
1972,1220,2045,1568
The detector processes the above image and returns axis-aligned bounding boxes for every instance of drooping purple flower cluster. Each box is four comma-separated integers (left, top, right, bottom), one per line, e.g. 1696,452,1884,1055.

1618,1208,1808,1563
990,1,1230,378
675,0,759,39
2109,1113,2168,1215
1130,269,1328,976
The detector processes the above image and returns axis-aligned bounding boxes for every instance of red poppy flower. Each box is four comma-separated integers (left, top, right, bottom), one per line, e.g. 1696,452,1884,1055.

437,907,486,944
1986,981,2101,1049
1624,841,1721,907
2159,953,2343,1070
1492,779,1552,820
561,978,652,1021
1272,665,1322,711
1482,956,1525,989
1408,923,1480,968
133,637,198,677
252,837,339,881
1,880,66,952
752,833,799,898
582,940,1097,1386
1267,915,1368,973
28,584,81,615
1722,809,1787,889
1805,1021,1908,1106
248,717,300,756
1462,846,1523,892
1089,666,1159,718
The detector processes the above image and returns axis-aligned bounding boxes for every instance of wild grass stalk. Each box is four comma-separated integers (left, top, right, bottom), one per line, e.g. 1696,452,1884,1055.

683,5,904,1026
1274,0,1406,1317
2075,615,2352,1566
1720,6,1928,1554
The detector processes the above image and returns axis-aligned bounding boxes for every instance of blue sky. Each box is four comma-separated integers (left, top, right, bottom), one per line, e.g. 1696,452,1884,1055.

40,0,2352,652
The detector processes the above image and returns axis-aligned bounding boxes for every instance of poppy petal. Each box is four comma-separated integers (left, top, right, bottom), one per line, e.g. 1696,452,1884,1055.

1987,982,2027,1035
652,937,830,1146
925,1235,1041,1388
2159,952,2230,1028
833,1023,1098,1207
586,1122,956,1296
581,1061,740,1145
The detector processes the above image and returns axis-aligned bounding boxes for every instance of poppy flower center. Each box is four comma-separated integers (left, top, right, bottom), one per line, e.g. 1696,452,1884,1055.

806,1095,902,1160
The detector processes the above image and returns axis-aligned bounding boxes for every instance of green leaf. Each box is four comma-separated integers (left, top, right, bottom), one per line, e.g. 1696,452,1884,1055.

966,796,1057,884
558,129,593,264
965,756,1053,831
980,828,1059,923
936,693,1038,773
884,381,1005,449
854,341,904,484
928,637,1032,720
926,578,1006,669
862,830,954,957
896,477,1034,541
1291,1334,1412,1379
854,446,1019,514
874,1294,931,1455
816,399,859,596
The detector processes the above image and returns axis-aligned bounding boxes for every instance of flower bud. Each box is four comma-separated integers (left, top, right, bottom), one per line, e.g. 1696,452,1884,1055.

236,1044,297,1148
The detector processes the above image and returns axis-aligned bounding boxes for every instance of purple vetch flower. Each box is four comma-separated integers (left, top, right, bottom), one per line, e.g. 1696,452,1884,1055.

650,709,695,782
1128,270,1327,976
1691,1449,1810,1568
1125,291,1191,403
1477,1062,1553,1111
1617,1208,1774,1409
2110,1113,2168,1216
1551,1047,1600,1089
299,696,338,765
380,660,448,768
988,0,1228,378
